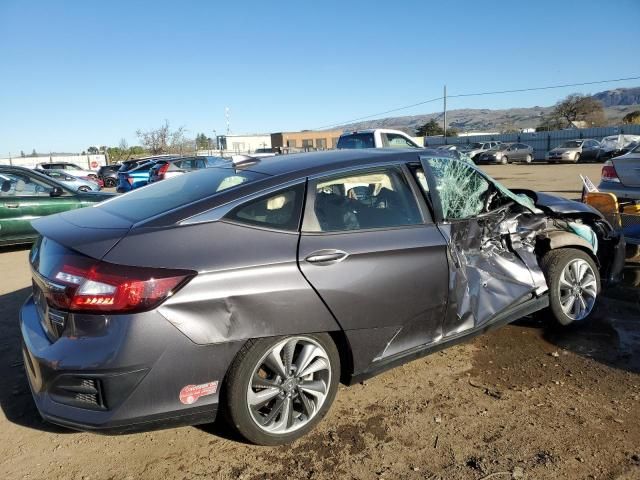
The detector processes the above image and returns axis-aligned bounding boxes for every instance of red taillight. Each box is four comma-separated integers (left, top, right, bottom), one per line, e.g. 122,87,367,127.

126,176,134,185
45,258,195,313
156,163,170,179
601,162,620,183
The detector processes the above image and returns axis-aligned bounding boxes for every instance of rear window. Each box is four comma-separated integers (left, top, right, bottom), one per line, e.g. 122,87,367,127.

337,133,375,149
100,167,268,222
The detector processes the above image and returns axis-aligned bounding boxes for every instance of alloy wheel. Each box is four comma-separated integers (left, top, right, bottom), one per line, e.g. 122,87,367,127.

558,258,597,321
247,336,331,434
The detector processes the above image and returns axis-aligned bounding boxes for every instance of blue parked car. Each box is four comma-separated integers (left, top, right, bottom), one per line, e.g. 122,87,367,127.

115,156,178,193
116,160,156,193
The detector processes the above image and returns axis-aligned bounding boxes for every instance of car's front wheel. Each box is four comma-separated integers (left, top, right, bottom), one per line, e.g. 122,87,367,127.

225,333,340,445
524,154,532,164
542,248,600,326
104,177,116,188
500,156,508,165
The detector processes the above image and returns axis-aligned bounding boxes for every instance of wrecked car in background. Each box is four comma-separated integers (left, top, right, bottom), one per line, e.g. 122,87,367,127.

20,149,624,445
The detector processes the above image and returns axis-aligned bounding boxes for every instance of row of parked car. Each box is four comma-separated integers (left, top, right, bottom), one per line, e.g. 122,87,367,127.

447,135,640,165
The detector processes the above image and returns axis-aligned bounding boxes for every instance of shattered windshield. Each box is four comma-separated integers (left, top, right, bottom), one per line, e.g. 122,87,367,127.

421,156,538,220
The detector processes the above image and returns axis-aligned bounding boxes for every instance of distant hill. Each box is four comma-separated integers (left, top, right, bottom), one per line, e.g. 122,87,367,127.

335,87,640,134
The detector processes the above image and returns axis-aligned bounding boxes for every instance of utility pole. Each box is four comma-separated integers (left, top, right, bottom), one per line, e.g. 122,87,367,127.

443,85,447,142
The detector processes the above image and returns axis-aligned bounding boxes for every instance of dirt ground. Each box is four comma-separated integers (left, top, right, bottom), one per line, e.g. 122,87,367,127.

1,163,639,480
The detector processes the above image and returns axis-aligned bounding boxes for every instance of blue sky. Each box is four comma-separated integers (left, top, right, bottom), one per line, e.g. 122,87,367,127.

1,0,639,153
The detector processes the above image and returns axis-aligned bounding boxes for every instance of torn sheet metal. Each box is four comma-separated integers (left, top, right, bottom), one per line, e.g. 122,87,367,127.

440,210,549,337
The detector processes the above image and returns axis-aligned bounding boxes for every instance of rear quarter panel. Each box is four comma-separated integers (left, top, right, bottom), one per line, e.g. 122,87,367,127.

102,221,340,344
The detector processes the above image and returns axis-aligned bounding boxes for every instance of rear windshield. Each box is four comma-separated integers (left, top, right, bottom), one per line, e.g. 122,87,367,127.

337,133,375,149
100,167,268,222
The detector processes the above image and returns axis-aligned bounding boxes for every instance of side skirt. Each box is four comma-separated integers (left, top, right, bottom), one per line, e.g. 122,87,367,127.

347,294,549,385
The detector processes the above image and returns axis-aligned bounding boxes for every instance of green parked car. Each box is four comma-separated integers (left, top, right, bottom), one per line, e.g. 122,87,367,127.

0,166,113,246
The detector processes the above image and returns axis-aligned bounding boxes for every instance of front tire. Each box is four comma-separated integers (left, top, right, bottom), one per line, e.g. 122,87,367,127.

104,177,116,188
524,154,532,164
541,248,600,326
225,333,340,445
500,156,508,165
574,153,581,163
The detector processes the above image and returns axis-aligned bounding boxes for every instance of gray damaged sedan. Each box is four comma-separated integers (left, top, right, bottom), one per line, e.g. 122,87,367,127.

20,149,624,444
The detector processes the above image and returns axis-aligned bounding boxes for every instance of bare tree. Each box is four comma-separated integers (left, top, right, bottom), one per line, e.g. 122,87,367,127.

136,120,187,154
551,94,606,128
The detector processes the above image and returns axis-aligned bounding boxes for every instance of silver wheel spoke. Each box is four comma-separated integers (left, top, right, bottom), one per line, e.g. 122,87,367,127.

561,295,576,314
248,386,281,407
264,348,287,379
299,379,327,396
298,358,328,378
295,344,319,376
282,338,297,375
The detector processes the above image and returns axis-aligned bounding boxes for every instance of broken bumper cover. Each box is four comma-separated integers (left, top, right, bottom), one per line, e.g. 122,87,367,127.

19,295,243,433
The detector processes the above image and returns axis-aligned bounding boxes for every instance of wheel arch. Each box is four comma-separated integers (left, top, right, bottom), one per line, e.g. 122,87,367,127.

537,231,600,268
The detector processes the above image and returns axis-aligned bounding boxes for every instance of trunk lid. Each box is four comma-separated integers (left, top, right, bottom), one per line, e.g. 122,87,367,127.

611,154,640,187
31,206,132,260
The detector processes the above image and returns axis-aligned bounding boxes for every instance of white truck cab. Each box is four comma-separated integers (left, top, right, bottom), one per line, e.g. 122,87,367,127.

337,129,421,149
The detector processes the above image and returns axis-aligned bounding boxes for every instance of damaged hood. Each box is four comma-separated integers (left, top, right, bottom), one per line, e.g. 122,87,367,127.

511,189,603,218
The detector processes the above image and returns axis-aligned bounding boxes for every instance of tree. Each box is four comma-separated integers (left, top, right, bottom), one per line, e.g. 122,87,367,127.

20,150,25,157
195,133,211,150
623,110,640,125
550,94,606,128
129,146,145,156
87,146,99,154
136,120,186,154
415,119,444,136
31,149,37,157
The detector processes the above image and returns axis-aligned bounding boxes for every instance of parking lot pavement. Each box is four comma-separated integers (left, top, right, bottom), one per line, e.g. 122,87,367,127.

1,163,638,480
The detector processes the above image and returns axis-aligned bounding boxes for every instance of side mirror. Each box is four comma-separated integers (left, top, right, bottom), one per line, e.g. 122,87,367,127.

50,186,64,197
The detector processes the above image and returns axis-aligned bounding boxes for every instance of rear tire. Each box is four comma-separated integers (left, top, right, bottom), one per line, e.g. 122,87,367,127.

541,248,600,326
225,333,340,445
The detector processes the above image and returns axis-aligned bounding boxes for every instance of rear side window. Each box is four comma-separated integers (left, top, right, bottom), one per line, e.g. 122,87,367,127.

337,133,375,149
100,167,268,222
225,184,305,231
308,167,422,232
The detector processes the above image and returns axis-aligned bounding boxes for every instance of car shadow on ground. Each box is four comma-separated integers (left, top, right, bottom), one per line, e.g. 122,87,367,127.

512,281,640,376
0,286,74,434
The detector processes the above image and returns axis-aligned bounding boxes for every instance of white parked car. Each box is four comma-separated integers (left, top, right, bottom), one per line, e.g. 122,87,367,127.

337,129,421,149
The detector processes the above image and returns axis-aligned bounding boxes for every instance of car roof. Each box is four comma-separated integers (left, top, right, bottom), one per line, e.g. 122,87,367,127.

243,149,425,179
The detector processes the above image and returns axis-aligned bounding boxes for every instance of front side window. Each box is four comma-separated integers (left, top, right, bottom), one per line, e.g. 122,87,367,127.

309,167,422,232
226,184,304,231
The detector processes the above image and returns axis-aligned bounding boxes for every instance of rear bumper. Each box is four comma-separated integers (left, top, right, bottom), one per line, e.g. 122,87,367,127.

597,182,640,201
20,295,243,433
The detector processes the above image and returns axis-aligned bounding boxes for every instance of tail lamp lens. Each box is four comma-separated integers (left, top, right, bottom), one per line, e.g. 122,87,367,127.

601,162,620,183
157,163,170,178
47,258,195,313
126,177,134,185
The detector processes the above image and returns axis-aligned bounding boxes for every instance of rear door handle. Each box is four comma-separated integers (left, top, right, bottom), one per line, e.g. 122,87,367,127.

4,203,19,209
305,249,349,265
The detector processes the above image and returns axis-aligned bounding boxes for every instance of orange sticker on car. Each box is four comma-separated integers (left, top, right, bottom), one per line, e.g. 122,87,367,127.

179,381,218,405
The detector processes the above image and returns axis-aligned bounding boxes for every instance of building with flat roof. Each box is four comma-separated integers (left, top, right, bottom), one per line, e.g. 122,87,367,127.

216,134,271,154
270,130,343,153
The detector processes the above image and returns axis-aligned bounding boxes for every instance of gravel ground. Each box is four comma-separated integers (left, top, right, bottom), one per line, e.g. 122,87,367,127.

0,163,638,480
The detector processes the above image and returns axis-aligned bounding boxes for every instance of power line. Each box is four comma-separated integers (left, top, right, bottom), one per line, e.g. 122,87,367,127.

314,96,443,130
448,75,640,99
315,75,640,130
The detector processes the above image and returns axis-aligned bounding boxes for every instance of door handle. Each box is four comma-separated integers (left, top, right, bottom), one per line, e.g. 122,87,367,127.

305,249,349,265
4,203,19,209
